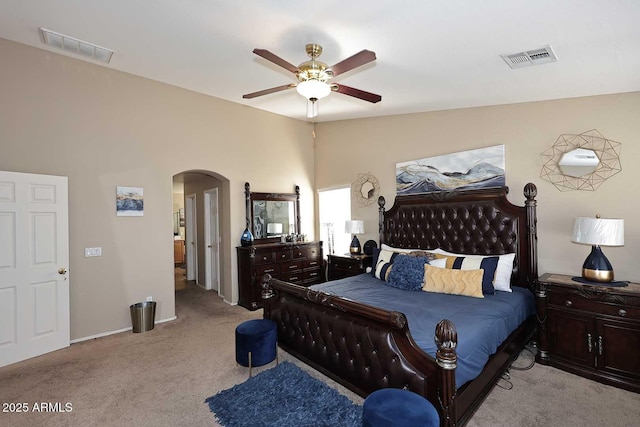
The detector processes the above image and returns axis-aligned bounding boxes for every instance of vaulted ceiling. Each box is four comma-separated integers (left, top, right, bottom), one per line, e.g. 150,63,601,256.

1,1,639,122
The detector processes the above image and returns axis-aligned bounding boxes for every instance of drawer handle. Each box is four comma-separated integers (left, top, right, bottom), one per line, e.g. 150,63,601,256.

309,261,318,266
598,336,604,356
264,269,274,273
281,254,286,259
565,300,572,307
618,309,627,317
290,276,299,281
289,265,299,270
262,256,268,261
309,272,317,277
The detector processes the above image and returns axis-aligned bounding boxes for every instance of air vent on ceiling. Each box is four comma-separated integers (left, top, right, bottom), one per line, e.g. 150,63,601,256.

501,45,557,69
40,28,113,64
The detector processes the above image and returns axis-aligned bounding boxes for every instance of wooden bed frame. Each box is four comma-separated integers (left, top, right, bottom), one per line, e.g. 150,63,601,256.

261,184,539,427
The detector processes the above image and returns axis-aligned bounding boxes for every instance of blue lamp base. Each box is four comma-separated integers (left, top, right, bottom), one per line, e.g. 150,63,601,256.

349,235,361,254
582,245,614,283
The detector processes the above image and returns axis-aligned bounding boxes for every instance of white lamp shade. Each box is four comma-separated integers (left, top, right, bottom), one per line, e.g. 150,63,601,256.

296,80,331,100
267,223,283,234
345,220,365,234
572,217,624,246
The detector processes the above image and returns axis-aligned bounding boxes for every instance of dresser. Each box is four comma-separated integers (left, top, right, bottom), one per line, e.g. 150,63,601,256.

537,273,640,393
327,254,372,281
237,241,324,310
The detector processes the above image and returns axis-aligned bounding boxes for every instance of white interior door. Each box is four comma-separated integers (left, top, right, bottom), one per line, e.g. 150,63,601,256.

204,188,220,293
0,171,69,367
185,194,197,282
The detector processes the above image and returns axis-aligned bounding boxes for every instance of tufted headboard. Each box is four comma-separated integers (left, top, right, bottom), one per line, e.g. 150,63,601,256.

378,184,538,289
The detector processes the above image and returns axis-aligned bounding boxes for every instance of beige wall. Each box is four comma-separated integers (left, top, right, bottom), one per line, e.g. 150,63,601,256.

316,92,640,282
0,38,315,340
3,34,638,343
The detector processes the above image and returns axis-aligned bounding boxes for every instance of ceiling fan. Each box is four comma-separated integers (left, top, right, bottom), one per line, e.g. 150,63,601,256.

243,43,381,118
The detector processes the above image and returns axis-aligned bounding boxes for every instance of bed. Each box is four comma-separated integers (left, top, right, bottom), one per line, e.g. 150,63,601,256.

261,184,539,427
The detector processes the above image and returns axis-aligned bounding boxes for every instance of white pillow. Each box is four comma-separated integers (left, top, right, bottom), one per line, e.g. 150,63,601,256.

380,243,418,254
428,248,515,292
428,258,447,268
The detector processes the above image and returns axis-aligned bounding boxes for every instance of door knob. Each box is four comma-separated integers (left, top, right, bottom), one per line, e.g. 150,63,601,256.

58,267,67,275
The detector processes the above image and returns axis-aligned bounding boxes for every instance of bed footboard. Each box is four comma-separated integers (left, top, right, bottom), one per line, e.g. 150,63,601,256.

262,275,459,426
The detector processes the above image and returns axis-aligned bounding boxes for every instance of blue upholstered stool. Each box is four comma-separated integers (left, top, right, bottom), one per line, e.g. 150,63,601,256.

235,319,278,377
363,388,440,427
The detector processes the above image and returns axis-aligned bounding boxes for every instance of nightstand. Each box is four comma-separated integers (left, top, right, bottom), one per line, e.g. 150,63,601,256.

537,273,640,393
327,254,372,281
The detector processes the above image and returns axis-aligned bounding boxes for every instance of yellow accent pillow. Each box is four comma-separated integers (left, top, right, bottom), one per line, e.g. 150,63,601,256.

422,264,484,298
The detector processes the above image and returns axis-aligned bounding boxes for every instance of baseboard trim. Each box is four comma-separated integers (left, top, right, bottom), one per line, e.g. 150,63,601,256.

70,316,178,344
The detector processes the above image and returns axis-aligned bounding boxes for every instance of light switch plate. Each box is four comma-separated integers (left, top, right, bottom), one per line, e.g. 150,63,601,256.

84,247,102,257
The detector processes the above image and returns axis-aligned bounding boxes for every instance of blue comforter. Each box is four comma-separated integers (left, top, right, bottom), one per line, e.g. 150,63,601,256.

311,274,535,388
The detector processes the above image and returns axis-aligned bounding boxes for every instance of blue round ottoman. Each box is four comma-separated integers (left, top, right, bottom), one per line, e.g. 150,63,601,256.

363,388,440,427
235,319,278,377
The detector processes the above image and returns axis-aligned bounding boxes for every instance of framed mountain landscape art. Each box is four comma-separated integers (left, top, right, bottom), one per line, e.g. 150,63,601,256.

396,145,505,195
116,186,144,216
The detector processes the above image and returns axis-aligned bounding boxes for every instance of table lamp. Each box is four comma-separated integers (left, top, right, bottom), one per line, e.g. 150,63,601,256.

267,222,283,236
345,220,365,255
571,216,624,283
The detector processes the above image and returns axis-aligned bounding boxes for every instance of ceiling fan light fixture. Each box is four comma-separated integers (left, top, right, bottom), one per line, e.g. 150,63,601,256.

296,79,331,100
306,98,319,118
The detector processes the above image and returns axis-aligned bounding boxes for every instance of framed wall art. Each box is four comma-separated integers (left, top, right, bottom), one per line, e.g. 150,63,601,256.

116,186,144,216
396,145,505,195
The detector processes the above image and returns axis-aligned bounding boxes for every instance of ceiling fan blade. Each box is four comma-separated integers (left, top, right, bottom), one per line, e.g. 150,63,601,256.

243,83,296,99
253,49,299,73
328,50,376,77
332,84,382,103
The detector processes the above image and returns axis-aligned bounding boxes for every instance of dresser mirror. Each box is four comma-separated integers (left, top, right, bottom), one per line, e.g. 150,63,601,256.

244,182,300,243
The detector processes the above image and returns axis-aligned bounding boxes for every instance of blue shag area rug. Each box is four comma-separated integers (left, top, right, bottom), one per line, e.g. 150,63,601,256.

205,361,362,427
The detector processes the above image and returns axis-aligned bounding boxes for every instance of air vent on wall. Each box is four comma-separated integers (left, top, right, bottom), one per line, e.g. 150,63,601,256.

40,28,113,64
501,45,557,69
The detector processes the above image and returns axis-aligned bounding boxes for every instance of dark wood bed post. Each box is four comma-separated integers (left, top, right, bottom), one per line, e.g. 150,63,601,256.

523,183,546,360
524,183,539,288
435,319,458,427
378,195,386,243
244,182,251,230
295,185,301,236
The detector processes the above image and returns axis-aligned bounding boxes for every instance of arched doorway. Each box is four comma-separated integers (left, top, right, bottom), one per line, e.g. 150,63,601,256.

172,170,230,299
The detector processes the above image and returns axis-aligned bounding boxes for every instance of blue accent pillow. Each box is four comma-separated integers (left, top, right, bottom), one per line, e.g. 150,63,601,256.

386,254,429,291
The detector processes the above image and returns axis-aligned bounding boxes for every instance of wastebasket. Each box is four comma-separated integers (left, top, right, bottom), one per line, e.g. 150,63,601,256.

130,301,156,333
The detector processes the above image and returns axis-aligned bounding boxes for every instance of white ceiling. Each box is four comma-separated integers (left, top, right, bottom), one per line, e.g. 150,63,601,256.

1,1,639,122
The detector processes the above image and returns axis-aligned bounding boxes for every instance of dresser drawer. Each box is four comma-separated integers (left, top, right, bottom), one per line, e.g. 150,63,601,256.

304,245,321,260
332,258,361,272
291,246,306,259
276,249,292,262
548,290,640,321
254,250,276,265
304,267,322,283
255,264,280,277
304,258,321,269
281,271,304,284
282,260,303,273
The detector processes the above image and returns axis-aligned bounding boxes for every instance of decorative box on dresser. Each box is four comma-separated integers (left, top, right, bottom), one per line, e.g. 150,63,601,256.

537,273,640,393
237,241,323,310
327,254,372,281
